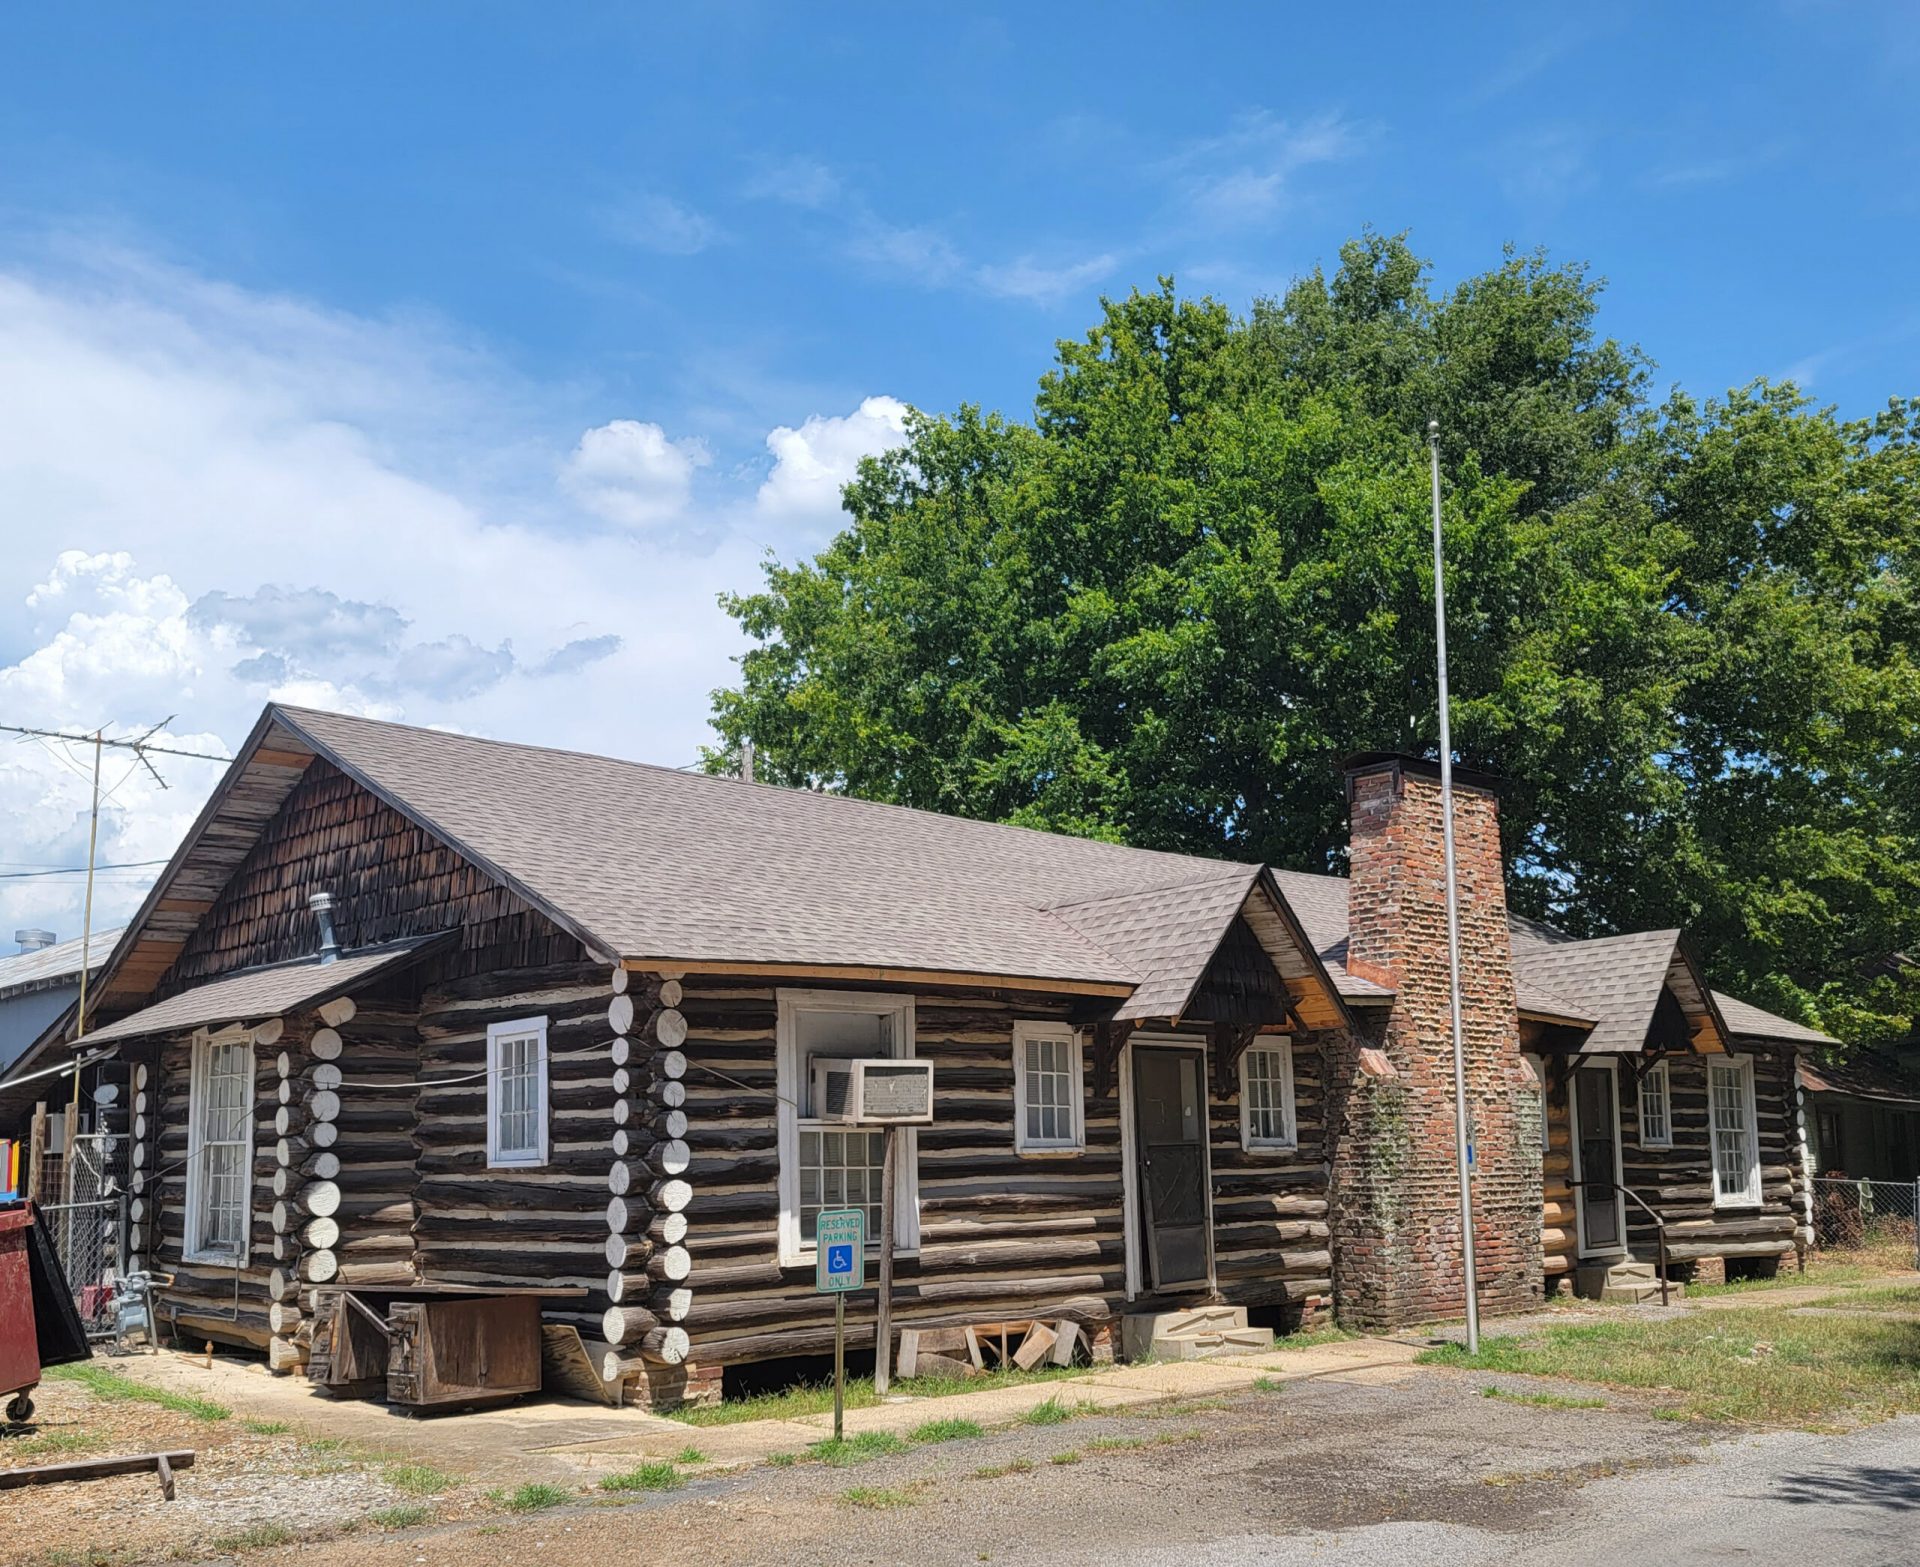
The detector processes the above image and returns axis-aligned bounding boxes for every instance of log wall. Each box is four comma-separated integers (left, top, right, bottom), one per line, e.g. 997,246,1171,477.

1621,1049,1803,1265
410,961,616,1338
657,979,1332,1370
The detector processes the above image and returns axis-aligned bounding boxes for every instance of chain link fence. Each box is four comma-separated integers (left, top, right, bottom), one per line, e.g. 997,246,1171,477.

36,1132,128,1338
1811,1175,1920,1270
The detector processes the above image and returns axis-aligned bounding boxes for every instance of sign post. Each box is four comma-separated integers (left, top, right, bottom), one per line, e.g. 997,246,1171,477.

814,1207,865,1443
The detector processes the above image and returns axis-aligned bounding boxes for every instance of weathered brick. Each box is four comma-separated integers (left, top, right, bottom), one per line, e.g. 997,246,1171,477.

1325,758,1544,1328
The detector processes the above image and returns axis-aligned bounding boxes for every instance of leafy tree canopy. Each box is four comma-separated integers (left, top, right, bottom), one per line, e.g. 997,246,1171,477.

710,233,1920,1049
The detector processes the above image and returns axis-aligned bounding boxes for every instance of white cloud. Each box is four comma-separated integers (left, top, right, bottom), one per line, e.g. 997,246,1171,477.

0,243,788,942
605,193,719,256
559,418,712,529
977,253,1118,306
756,396,910,526
1158,111,1363,228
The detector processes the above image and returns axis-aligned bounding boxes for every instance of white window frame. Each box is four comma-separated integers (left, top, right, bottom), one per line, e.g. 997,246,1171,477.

183,1024,258,1266
1709,1053,1763,1208
486,1016,550,1169
776,988,918,1265
1638,1059,1673,1149
1239,1039,1298,1152
1013,1022,1085,1154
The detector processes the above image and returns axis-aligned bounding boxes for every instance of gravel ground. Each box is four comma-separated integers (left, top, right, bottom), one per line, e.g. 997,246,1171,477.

258,1368,1713,1567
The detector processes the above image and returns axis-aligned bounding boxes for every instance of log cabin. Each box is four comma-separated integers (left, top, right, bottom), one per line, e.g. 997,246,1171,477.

69,709,1830,1406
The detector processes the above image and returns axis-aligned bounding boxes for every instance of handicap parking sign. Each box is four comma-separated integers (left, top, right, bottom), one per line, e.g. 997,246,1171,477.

815,1208,865,1293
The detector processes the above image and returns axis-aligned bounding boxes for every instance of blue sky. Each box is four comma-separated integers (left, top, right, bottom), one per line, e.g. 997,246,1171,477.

0,3,1913,937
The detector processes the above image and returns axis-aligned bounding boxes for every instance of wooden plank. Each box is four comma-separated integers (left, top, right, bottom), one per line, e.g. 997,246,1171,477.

0,1451,197,1493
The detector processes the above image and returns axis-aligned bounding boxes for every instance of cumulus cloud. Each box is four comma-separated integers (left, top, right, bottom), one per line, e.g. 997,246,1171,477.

560,418,712,528
0,245,765,940
755,396,910,526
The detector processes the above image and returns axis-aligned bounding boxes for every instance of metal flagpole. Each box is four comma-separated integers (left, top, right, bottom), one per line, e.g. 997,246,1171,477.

1428,418,1481,1355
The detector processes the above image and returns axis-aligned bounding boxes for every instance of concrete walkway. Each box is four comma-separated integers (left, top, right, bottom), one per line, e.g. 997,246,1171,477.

548,1335,1426,1469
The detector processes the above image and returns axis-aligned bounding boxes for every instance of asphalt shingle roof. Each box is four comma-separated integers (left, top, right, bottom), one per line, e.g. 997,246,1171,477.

83,935,448,1045
274,708,1341,1021
0,929,124,1001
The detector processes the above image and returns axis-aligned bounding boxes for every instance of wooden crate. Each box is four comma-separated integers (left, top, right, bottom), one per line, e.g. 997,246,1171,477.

386,1296,542,1410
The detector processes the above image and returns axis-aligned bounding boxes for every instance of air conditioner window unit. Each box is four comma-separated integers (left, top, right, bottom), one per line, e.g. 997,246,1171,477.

809,1058,935,1124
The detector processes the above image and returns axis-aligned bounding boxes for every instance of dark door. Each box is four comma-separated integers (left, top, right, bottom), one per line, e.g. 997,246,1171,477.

1573,1065,1624,1254
1134,1047,1210,1289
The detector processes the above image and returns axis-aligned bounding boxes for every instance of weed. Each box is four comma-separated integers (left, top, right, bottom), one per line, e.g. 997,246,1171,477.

45,1364,230,1422
1251,1376,1283,1393
1154,1427,1205,1446
492,1481,571,1512
909,1417,983,1444
806,1431,908,1466
382,1461,455,1495
241,1419,290,1436
8,1428,98,1459
972,1458,1035,1478
207,1523,297,1553
766,1451,798,1467
1049,1450,1082,1465
674,1444,707,1464
672,1363,1092,1426
1084,1436,1147,1452
599,1462,683,1492
1480,1384,1606,1411
1021,1395,1094,1426
368,1504,430,1529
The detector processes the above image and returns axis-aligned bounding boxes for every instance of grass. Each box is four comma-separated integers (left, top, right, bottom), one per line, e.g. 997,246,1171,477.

45,1364,230,1422
241,1419,290,1436
971,1458,1035,1479
1684,1246,1914,1299
1268,1324,1356,1350
1481,1384,1607,1410
672,1363,1092,1426
806,1431,909,1466
765,1451,798,1467
490,1481,572,1512
1251,1376,1283,1393
382,1461,455,1496
909,1417,983,1443
1084,1435,1147,1452
1049,1450,1082,1465
673,1444,707,1464
5,1428,101,1459
367,1504,431,1529
599,1461,684,1492
1019,1394,1095,1426
1419,1303,1920,1428
840,1484,922,1509
207,1523,298,1554
1808,1284,1920,1311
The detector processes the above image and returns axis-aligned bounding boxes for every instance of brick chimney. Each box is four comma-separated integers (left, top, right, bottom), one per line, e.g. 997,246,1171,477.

1327,755,1542,1327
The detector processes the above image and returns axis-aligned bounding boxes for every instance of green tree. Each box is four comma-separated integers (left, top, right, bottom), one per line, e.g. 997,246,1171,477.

710,235,1920,1049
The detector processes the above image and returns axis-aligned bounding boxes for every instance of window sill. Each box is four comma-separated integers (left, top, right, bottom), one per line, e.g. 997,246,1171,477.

1014,1144,1086,1159
183,1248,249,1267
487,1156,549,1170
1640,1140,1674,1151
1241,1141,1300,1157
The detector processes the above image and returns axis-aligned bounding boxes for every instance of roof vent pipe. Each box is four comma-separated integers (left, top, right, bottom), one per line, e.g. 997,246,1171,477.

14,929,56,953
308,891,339,964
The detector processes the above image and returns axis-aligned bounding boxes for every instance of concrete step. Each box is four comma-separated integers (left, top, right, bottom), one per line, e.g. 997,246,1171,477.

1121,1307,1259,1362
1607,1260,1659,1283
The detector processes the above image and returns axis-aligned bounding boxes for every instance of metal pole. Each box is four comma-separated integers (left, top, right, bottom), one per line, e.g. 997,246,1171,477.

874,1125,898,1395
1429,419,1481,1356
833,1290,846,1442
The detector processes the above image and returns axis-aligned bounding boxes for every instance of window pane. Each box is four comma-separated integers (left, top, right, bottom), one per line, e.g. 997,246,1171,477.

1710,1064,1752,1200
1245,1048,1291,1144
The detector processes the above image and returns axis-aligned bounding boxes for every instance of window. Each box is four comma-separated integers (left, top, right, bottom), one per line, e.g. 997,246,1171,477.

1638,1060,1673,1149
1523,1053,1551,1151
186,1027,256,1263
1014,1023,1084,1153
776,990,918,1262
487,1017,549,1167
1709,1056,1761,1206
1239,1041,1297,1151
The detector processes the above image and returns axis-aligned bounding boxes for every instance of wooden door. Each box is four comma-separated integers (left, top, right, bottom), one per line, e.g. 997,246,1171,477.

1572,1063,1625,1255
1134,1047,1210,1290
